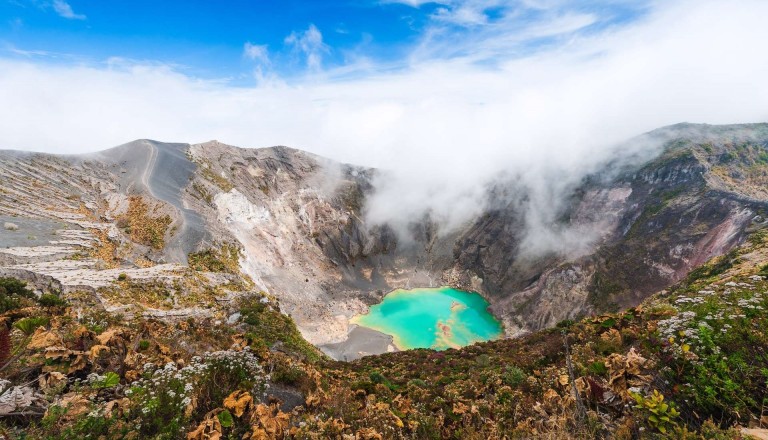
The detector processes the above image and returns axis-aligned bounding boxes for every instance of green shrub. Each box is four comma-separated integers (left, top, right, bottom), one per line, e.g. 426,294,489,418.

38,293,67,307
631,390,680,434
475,353,491,367
272,363,310,389
502,365,526,387
0,277,36,313
351,380,376,394
38,405,126,440
407,378,428,388
14,316,50,335
238,295,322,363
369,371,397,391
587,361,608,376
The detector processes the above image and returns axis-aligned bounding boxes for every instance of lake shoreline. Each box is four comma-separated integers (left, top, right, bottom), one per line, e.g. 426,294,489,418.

350,286,503,351
319,325,398,361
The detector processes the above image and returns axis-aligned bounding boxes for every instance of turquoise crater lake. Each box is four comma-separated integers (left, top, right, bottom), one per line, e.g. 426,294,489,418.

351,287,503,350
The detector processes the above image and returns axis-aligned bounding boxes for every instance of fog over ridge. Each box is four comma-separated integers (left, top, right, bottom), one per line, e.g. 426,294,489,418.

1,0,767,258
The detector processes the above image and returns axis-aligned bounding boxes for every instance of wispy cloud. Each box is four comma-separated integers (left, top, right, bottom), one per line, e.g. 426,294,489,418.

432,4,490,25
51,0,86,20
284,24,329,71
243,42,270,64
334,24,350,35
369,0,638,69
431,0,508,26
2,43,85,61
243,42,272,82
380,0,445,7
7,46,54,57
8,17,23,31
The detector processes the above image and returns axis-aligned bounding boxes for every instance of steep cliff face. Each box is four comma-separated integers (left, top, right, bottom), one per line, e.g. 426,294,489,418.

1,123,766,355
181,142,401,345
453,124,768,335
180,142,468,349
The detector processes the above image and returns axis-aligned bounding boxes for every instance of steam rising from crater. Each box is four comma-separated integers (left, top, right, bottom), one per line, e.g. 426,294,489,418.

1,1,768,258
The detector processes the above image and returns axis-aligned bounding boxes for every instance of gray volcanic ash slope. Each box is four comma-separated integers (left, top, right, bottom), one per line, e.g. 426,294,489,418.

1,123,767,358
88,140,211,263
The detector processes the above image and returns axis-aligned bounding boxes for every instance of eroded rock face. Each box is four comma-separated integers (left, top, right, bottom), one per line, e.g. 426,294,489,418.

184,142,442,346
1,123,767,355
453,123,768,335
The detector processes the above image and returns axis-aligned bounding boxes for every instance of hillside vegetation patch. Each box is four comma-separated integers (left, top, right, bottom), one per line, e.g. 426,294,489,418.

117,196,172,250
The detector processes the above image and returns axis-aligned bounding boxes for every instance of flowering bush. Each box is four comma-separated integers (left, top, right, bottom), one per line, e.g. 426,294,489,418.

127,349,268,438
657,277,768,424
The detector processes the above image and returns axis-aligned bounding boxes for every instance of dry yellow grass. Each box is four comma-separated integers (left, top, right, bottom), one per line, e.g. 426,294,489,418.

119,196,172,250
90,228,118,269
134,256,155,268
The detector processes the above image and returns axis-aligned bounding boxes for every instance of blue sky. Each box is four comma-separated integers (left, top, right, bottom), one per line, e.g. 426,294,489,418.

1,0,765,158
1,0,650,83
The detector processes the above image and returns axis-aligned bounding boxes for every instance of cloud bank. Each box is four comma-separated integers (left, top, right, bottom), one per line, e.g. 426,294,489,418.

1,0,767,254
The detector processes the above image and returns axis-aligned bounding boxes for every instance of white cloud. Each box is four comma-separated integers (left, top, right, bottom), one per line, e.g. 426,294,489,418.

404,1,604,62
432,5,489,25
243,42,270,64
284,24,328,71
0,0,767,252
429,0,507,26
379,0,445,7
52,0,86,20
6,46,53,57
521,12,597,38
